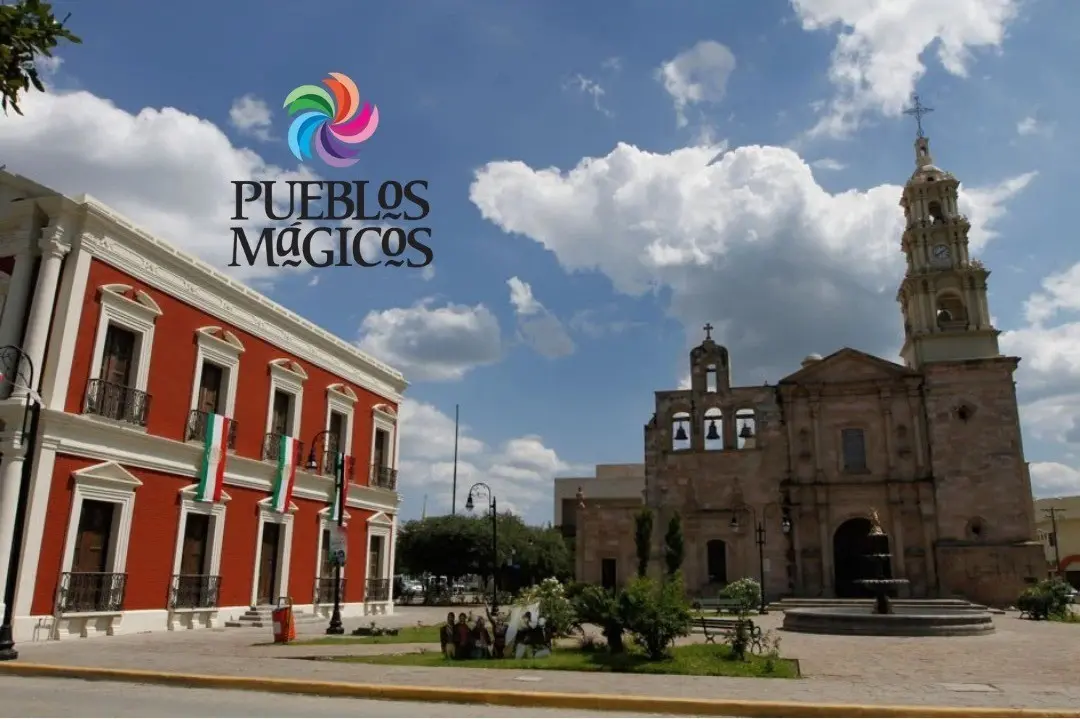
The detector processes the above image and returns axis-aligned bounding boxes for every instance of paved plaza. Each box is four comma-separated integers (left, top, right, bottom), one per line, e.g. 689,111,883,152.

4,607,1079,711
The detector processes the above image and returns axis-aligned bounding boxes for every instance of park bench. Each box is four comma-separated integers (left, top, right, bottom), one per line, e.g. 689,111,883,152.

699,615,766,654
696,597,744,615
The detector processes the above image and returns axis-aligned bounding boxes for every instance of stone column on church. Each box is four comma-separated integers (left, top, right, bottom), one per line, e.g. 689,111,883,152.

817,499,832,597
12,227,69,399
906,389,927,476
0,442,27,621
880,389,895,476
809,398,823,473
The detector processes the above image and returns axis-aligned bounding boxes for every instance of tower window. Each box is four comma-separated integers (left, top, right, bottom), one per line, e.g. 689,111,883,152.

936,293,967,328
840,428,867,472
928,201,944,224
705,365,717,393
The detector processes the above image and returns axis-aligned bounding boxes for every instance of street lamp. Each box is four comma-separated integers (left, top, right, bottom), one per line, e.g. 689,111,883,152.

307,429,346,636
729,502,793,614
0,345,38,661
465,482,498,619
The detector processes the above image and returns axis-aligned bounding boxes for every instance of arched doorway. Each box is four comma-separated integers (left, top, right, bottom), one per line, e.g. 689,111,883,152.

706,540,727,585
833,517,889,597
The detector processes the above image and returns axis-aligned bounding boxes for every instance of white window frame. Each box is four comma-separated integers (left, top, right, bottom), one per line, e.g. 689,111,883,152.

314,507,351,605
59,461,142,614
264,359,307,439
365,512,393,600
250,496,296,606
188,327,244,420
171,485,230,583
87,284,163,392
326,384,357,458
370,404,399,481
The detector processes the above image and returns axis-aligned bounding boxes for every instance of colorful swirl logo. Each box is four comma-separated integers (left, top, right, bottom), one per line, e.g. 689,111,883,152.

283,73,379,168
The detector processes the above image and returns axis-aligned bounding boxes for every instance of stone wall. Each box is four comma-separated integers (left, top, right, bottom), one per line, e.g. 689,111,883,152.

935,541,1045,607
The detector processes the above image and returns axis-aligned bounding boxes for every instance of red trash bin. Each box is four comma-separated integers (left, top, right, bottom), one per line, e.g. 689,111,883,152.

272,597,295,644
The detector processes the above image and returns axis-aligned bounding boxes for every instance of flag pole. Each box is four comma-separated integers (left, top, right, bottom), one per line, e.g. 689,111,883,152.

451,404,459,515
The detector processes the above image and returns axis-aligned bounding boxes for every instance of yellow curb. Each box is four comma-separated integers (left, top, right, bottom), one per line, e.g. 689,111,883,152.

0,662,1077,718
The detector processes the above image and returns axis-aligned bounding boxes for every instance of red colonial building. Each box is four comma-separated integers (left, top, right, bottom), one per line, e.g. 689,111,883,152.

0,171,408,642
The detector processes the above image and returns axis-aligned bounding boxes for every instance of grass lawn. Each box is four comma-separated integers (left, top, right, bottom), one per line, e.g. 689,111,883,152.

330,643,799,678
270,624,442,646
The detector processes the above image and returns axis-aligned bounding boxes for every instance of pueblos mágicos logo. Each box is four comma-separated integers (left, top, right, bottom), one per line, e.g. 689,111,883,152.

230,72,432,270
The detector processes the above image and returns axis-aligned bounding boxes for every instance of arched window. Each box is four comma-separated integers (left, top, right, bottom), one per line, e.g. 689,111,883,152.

671,412,691,451
936,293,967,328
703,408,723,451
705,365,717,393
736,408,756,449
928,201,945,224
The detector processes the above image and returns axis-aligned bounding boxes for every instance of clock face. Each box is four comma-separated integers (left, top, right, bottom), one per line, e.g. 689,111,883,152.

932,244,950,261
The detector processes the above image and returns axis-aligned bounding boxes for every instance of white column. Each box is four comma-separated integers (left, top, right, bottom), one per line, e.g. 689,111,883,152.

12,228,70,399
386,515,398,607
0,248,37,396
0,442,27,620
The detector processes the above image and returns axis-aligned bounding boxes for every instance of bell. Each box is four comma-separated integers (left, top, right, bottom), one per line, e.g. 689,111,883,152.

674,423,688,441
706,420,720,440
739,422,754,439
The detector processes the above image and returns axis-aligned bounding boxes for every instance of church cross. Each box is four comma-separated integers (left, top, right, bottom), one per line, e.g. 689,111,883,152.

703,323,714,341
903,94,934,138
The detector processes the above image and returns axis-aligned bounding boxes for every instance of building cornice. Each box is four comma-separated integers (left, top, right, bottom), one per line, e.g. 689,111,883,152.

73,199,407,403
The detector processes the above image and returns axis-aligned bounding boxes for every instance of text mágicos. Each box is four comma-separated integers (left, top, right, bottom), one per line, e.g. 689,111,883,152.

228,180,433,268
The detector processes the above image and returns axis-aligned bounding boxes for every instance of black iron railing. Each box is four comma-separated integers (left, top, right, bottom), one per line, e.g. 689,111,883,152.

314,576,346,605
366,577,390,602
83,379,150,427
261,432,304,463
185,410,237,449
370,465,397,491
169,574,221,609
317,449,355,481
57,572,127,613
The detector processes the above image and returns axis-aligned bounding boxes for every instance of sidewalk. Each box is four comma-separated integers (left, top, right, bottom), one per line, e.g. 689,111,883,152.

4,609,1079,712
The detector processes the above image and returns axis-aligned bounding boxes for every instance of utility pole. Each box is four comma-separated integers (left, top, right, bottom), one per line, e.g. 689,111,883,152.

1043,507,1064,575
451,404,459,515
421,493,428,520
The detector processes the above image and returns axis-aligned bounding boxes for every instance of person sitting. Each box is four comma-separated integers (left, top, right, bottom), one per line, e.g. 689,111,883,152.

514,611,535,659
471,617,492,658
453,612,472,659
440,611,455,659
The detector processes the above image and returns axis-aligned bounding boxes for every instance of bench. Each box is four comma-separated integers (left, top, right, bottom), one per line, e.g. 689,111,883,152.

699,616,765,654
696,598,744,615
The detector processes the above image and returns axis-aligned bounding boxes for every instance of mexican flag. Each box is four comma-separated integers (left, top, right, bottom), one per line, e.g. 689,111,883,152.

196,414,231,502
329,452,349,522
270,435,300,513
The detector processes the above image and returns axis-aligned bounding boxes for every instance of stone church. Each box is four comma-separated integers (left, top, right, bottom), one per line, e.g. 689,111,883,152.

573,133,1045,608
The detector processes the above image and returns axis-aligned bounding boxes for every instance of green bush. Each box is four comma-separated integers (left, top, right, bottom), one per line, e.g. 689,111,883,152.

516,577,576,637
1018,578,1073,620
721,577,761,617
571,584,627,653
619,573,693,660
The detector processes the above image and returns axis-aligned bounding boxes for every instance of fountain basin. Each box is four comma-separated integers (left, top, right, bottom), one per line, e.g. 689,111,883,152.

781,605,995,637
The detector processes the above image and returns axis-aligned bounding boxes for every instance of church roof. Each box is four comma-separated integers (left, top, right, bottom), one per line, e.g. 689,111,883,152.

778,347,918,385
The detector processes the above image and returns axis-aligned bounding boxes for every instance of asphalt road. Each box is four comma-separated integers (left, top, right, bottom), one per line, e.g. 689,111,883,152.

0,677,682,717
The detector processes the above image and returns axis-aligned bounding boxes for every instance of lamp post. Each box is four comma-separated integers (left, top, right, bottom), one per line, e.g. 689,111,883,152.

465,482,498,619
729,502,792,615
0,345,37,661
307,429,345,635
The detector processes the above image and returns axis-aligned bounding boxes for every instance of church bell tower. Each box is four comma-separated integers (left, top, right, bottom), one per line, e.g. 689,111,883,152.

896,99,1001,369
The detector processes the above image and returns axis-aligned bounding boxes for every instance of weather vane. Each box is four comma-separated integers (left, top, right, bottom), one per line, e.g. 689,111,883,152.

903,94,934,138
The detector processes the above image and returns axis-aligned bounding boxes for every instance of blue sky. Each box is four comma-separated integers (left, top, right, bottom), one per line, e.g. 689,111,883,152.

3,0,1080,523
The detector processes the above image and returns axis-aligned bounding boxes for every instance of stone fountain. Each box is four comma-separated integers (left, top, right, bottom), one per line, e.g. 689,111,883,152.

781,508,995,636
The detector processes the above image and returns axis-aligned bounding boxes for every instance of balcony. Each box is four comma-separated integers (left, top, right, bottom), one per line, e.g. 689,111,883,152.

261,432,304,463
168,574,221,609
83,379,150,428
370,464,398,491
365,577,390,602
316,449,355,481
314,576,346,605
57,571,127,614
185,410,237,450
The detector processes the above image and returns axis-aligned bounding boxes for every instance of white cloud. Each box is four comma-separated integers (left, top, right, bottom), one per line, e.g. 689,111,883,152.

357,298,502,382
566,74,612,117
1022,263,1080,327
229,94,273,141
812,157,846,171
1030,462,1080,499
0,89,317,284
420,265,436,281
398,399,578,520
792,0,1022,137
568,306,640,338
34,55,63,81
308,275,320,287
469,139,1032,384
656,40,736,128
507,277,575,358
601,57,623,73
1017,115,1054,138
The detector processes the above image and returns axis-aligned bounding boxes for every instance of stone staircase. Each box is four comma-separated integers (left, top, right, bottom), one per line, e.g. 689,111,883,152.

223,605,327,628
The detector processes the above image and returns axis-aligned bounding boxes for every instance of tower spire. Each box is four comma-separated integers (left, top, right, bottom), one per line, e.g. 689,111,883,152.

903,94,934,138
904,94,936,169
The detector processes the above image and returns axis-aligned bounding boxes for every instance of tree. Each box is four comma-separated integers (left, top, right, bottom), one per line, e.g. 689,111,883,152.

633,508,653,577
664,513,685,577
0,0,81,115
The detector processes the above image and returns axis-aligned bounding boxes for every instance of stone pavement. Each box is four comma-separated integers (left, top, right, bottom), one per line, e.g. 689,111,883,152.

8,607,1080,711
